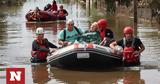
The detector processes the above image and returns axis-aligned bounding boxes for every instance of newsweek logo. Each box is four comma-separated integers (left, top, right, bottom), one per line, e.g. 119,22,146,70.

6,68,25,84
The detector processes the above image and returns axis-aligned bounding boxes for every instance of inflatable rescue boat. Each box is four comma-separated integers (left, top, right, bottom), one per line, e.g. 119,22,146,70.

47,43,123,68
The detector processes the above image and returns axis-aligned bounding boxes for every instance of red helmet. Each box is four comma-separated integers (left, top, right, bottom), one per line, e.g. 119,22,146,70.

123,26,134,34
97,19,108,28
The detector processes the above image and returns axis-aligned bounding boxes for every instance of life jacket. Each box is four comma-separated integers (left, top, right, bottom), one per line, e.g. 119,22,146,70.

31,39,48,61
100,29,105,40
83,31,101,44
122,38,139,63
59,10,65,17
51,4,57,11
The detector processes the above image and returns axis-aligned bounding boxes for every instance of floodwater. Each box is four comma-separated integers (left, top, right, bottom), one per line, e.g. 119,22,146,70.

0,0,160,84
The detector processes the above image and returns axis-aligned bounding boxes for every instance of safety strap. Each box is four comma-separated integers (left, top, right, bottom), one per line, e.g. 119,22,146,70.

63,29,66,41
123,37,135,47
74,26,81,35
123,38,126,47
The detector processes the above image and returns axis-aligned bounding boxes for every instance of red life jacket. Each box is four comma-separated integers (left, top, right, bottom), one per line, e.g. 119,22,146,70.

122,38,139,63
51,4,57,11
123,47,139,63
59,10,65,17
100,29,105,40
31,39,48,61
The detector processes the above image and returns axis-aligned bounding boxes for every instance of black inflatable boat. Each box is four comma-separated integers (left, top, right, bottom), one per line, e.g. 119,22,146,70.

47,43,123,68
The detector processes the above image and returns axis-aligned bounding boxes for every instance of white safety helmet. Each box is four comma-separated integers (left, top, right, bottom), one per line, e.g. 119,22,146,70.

66,19,74,25
36,27,44,35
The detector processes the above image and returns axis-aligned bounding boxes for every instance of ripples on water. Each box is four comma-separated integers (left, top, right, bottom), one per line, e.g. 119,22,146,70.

138,24,160,64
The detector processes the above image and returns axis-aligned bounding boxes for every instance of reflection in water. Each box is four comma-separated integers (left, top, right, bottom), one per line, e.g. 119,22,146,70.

31,64,50,84
57,21,66,30
26,21,58,35
49,68,145,84
26,20,66,36
52,23,58,35
0,66,6,84
0,0,26,6
0,21,7,46
141,69,160,84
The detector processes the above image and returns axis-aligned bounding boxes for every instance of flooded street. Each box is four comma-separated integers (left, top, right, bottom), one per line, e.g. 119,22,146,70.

0,0,160,84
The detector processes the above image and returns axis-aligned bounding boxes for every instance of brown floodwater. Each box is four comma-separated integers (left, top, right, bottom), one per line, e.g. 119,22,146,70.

0,0,160,84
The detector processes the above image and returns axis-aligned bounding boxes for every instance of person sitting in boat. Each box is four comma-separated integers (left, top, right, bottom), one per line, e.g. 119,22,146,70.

31,27,57,63
44,3,52,11
109,26,145,65
83,22,101,44
58,19,83,47
30,7,42,21
97,19,114,46
50,0,58,12
57,5,68,20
